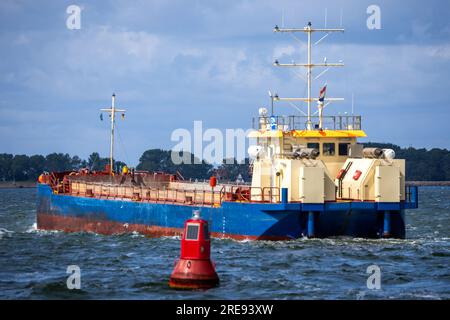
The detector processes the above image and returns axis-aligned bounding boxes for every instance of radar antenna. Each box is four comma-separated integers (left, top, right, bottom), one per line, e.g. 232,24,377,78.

273,21,345,130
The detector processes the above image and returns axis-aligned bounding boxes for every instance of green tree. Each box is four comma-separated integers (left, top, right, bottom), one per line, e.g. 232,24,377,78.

0,153,13,181
442,153,450,181
87,152,109,171
137,149,172,172
364,142,450,181
137,149,213,179
216,158,251,182
28,155,45,180
44,153,73,172
0,145,449,182
11,154,30,181
176,152,214,180
70,155,85,170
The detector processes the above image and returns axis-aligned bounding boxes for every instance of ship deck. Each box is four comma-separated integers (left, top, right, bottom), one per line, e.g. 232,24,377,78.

40,179,419,212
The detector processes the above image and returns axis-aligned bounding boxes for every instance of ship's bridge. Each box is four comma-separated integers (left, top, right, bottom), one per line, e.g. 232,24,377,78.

252,114,364,133
249,114,367,178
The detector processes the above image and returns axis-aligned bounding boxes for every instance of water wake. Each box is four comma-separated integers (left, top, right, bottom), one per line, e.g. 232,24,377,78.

0,227,14,239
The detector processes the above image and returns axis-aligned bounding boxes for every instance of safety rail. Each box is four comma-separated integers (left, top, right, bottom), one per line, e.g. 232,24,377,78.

55,181,418,208
252,115,362,131
224,186,280,203
263,187,281,203
53,180,282,205
63,181,226,207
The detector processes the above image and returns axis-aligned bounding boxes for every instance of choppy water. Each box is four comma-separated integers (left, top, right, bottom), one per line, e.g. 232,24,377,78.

0,187,448,299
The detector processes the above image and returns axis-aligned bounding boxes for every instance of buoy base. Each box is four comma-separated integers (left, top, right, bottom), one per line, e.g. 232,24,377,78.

169,277,219,290
169,259,219,290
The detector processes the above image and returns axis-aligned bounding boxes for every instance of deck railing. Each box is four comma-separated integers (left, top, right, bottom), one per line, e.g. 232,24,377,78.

65,181,225,206
49,179,419,208
54,180,282,206
252,115,362,131
225,186,280,203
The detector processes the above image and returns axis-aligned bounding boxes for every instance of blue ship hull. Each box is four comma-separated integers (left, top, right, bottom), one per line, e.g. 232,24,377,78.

36,184,418,240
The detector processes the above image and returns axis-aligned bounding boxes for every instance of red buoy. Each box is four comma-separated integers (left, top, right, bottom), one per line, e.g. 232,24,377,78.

169,211,219,290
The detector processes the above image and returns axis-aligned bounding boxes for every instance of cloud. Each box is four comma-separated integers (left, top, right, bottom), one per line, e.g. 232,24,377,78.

0,0,23,14
3,25,278,101
0,0,449,161
426,44,450,60
63,27,162,74
273,45,298,59
12,33,30,45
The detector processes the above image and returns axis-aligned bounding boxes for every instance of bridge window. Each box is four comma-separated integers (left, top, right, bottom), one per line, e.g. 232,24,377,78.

307,143,320,155
323,143,336,156
339,143,350,156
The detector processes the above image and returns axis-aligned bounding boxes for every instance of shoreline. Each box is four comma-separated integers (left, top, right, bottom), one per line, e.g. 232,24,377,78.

406,181,450,186
0,181,37,189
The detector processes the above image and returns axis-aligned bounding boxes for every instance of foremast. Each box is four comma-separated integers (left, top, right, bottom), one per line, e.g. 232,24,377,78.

100,94,126,174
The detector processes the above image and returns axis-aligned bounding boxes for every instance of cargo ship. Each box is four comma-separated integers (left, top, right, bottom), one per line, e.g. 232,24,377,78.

37,22,418,240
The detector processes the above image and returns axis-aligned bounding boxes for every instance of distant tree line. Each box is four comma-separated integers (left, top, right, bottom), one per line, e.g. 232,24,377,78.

1,145,449,182
0,152,126,181
364,143,450,181
135,149,250,182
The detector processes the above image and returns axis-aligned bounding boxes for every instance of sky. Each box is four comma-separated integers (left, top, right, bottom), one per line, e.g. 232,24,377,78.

0,0,449,166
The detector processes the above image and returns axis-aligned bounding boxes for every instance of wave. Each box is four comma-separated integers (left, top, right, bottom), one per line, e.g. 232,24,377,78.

160,235,181,240
25,225,62,235
25,222,37,233
0,227,14,239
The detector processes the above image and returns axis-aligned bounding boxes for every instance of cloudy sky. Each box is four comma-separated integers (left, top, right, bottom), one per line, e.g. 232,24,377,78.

1,0,449,165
